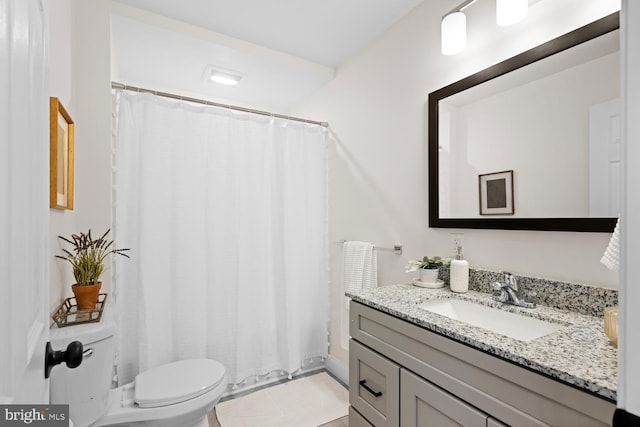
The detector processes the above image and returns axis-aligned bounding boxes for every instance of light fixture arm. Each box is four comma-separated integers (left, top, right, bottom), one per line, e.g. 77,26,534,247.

445,0,479,16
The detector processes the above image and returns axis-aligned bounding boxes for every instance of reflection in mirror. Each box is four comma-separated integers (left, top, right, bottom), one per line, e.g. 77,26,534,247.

429,13,619,232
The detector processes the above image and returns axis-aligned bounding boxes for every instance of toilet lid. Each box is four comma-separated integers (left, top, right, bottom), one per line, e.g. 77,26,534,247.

134,359,226,408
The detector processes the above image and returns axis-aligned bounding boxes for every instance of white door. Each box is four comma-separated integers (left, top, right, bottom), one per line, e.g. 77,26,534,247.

589,98,621,217
0,0,50,404
620,0,640,419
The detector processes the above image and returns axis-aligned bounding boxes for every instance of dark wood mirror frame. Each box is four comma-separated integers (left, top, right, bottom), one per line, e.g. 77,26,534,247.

428,12,619,232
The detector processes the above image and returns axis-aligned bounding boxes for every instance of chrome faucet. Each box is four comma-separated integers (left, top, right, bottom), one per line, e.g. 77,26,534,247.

492,271,535,308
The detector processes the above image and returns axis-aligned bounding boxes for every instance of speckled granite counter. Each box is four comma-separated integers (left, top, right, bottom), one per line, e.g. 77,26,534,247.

346,283,617,401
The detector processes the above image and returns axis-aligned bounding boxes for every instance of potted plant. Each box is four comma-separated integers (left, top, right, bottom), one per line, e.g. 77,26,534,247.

56,229,130,309
405,256,448,284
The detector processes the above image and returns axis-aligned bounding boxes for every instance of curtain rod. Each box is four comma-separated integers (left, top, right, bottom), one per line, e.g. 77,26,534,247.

111,82,329,128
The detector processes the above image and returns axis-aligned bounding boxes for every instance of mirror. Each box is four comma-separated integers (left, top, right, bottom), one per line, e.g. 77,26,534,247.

429,13,619,232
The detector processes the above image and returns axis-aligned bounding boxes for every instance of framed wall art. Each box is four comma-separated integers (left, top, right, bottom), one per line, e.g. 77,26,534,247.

479,170,514,215
50,97,74,210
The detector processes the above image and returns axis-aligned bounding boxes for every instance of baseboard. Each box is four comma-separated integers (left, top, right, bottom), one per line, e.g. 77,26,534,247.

325,355,349,387
220,361,325,401
218,356,349,402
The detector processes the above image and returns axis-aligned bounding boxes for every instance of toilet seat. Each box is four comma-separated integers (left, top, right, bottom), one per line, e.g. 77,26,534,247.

92,368,228,427
134,359,226,408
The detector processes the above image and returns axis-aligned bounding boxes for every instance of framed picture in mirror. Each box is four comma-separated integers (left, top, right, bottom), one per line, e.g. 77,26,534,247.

479,170,514,215
50,97,74,210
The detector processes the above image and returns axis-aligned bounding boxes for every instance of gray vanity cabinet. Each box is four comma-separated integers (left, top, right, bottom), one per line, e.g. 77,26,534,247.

348,301,615,427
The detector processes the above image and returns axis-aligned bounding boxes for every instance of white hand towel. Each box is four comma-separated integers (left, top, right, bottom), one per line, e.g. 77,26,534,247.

601,217,620,271
343,241,378,295
341,241,377,350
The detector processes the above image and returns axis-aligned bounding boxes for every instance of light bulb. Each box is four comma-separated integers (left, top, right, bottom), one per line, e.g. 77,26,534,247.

441,11,467,55
203,65,244,86
209,72,242,86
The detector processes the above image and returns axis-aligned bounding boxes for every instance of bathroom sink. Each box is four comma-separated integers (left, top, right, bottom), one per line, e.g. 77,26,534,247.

417,299,565,341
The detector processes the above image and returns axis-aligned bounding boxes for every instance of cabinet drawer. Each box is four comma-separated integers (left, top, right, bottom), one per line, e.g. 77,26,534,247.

349,406,374,427
350,339,400,427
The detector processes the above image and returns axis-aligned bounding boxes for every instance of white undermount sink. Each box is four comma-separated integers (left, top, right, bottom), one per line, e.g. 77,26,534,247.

417,299,565,342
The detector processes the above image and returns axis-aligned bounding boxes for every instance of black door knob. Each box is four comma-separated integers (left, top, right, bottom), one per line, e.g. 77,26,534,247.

44,341,84,379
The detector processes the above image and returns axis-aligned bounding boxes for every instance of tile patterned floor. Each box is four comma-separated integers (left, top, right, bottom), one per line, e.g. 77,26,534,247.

208,374,349,427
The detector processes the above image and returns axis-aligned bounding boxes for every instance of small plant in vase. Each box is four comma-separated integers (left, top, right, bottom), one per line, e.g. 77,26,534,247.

57,229,130,310
405,256,448,285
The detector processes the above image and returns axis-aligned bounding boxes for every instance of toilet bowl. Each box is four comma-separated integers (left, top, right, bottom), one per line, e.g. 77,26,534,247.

49,307,227,427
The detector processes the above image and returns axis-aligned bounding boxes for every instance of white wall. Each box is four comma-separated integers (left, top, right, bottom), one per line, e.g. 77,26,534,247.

71,0,112,238
293,0,621,365
49,0,76,311
48,0,112,312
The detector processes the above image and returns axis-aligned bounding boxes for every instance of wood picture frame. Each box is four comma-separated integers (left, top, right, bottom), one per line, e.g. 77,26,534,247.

50,97,74,210
479,170,514,215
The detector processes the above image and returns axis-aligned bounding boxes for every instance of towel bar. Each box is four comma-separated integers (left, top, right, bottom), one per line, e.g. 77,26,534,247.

338,240,402,255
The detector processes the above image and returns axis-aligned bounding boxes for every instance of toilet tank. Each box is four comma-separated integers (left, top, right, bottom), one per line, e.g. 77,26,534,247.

49,307,116,427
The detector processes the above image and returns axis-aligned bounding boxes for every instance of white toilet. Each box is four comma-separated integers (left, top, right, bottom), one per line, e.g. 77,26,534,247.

49,307,227,427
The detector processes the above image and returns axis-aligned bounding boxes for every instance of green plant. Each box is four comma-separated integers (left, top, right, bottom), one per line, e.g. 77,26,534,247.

56,229,130,285
405,255,448,273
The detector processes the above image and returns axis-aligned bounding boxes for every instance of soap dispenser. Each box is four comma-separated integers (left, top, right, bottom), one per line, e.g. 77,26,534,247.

450,244,469,293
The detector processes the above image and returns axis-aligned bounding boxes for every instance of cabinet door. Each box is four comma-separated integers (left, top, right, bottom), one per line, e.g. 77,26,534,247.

488,418,508,427
350,406,375,427
400,369,487,427
350,339,400,427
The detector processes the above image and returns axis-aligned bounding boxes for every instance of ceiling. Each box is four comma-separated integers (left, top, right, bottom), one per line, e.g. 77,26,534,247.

111,0,425,111
113,0,425,67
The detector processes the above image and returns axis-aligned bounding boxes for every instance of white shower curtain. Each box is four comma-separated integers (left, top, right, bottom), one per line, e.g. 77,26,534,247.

112,92,329,388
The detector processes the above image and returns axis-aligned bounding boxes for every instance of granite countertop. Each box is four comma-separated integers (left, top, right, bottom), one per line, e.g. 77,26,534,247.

347,283,618,401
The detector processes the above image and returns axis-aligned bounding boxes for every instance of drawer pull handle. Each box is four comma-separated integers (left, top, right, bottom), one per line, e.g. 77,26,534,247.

359,380,382,397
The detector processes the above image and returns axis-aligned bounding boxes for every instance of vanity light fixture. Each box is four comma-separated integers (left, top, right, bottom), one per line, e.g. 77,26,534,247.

441,0,477,56
441,11,467,55
203,65,244,86
441,0,529,55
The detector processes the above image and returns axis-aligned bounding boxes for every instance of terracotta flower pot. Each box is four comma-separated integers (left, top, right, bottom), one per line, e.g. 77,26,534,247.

72,283,102,310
